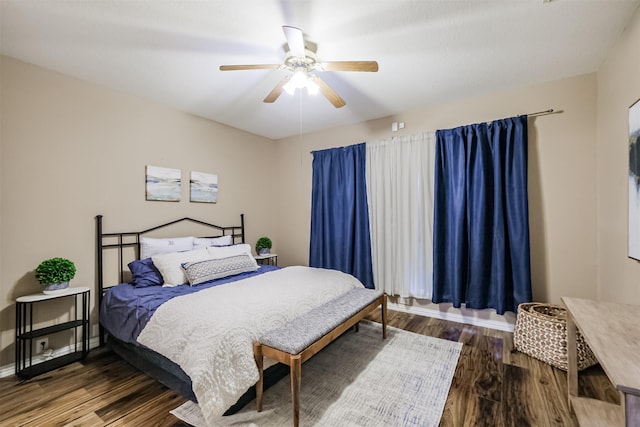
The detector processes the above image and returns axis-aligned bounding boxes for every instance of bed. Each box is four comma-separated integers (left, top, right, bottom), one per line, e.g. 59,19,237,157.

96,214,367,426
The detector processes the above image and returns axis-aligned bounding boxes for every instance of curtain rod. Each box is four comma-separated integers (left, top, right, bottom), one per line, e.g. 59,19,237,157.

526,108,555,116
309,108,556,154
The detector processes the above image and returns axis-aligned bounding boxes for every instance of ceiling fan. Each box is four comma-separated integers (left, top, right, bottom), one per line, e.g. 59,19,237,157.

219,26,378,108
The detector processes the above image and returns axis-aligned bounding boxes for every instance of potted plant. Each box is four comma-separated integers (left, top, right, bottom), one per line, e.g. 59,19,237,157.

255,237,272,255
35,257,76,294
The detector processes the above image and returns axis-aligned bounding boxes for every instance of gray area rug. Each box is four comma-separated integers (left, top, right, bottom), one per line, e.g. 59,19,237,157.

171,320,462,427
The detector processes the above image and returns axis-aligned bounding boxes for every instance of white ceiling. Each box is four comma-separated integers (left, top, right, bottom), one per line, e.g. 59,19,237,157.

1,0,638,140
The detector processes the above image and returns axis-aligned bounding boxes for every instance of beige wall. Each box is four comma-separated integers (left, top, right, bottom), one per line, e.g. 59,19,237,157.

1,7,638,368
275,73,599,322
596,7,640,304
0,56,278,366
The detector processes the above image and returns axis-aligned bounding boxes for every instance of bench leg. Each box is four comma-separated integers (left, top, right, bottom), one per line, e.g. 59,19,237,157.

290,354,301,427
382,294,387,339
253,342,264,412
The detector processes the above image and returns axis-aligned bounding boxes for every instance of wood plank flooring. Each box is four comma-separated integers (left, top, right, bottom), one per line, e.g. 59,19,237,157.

0,309,618,426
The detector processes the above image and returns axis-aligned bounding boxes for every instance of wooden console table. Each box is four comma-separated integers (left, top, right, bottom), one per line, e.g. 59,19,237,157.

562,297,640,426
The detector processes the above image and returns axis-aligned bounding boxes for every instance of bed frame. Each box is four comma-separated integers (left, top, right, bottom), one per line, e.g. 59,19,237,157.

95,214,288,410
96,213,246,334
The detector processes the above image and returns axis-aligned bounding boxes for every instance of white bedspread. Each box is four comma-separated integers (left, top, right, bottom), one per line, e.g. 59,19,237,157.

137,266,364,426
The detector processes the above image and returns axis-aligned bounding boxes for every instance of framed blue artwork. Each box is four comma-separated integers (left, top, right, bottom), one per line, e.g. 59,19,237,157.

190,171,218,203
146,165,181,202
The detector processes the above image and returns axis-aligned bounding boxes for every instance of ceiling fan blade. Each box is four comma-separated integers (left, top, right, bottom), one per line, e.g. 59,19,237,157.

314,76,346,108
220,64,280,71
263,75,291,103
282,26,305,58
321,61,379,72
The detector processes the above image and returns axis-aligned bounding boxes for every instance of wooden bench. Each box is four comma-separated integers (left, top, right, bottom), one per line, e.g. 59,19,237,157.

253,287,387,427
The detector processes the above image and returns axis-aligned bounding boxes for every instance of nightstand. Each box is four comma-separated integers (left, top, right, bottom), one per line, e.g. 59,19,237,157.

15,286,90,378
255,253,278,266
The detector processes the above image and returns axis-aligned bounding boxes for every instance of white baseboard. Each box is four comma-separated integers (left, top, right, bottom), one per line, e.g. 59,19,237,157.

388,301,515,332
0,337,101,378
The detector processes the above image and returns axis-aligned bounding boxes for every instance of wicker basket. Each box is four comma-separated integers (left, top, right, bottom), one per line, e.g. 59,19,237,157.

513,302,597,371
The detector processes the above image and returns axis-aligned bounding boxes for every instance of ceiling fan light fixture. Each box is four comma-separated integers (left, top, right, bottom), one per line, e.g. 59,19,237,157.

284,71,319,95
283,81,296,95
283,71,306,94
306,78,319,95
291,71,308,88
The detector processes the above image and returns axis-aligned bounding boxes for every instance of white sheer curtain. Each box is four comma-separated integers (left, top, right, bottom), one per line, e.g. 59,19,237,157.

366,132,436,298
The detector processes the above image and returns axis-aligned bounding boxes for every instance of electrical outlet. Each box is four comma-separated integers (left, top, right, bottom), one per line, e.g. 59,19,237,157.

36,337,49,354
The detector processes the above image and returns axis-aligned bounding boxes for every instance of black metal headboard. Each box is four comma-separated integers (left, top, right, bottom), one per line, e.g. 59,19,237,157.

95,214,245,346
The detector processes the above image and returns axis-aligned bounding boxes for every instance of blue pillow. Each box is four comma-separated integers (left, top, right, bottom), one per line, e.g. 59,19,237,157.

128,258,164,287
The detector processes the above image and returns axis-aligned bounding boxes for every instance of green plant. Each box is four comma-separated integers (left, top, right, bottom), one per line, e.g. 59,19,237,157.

35,257,76,286
255,237,272,253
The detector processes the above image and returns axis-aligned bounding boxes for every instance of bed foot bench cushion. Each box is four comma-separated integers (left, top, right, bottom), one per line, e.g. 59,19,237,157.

253,287,387,427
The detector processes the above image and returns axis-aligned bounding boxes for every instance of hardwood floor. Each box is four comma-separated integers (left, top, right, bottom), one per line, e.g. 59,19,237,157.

0,309,617,426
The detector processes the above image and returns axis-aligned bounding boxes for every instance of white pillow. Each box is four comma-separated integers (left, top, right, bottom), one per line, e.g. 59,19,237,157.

152,248,211,286
207,244,258,269
141,236,194,259
193,235,233,249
